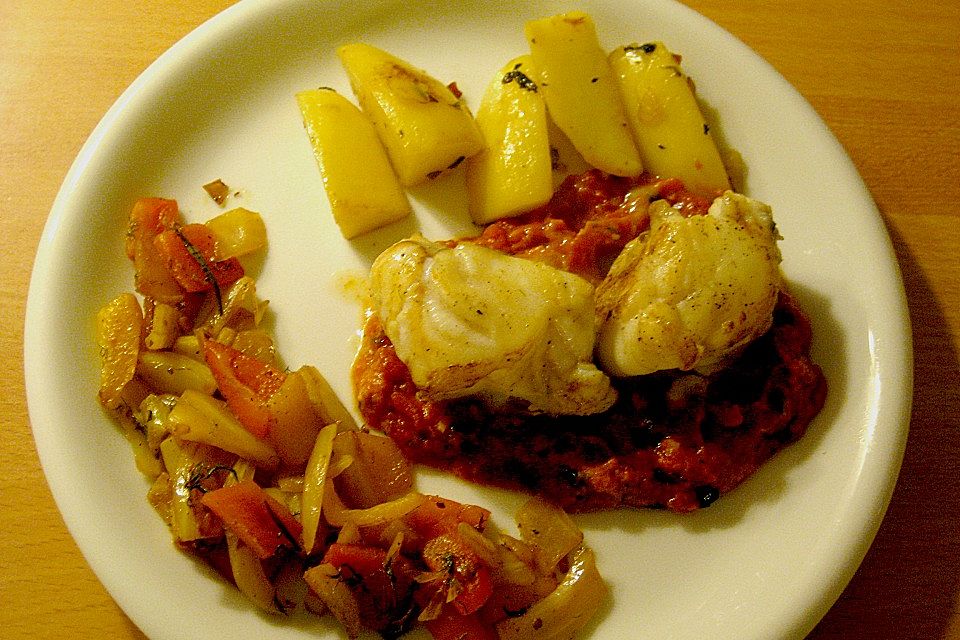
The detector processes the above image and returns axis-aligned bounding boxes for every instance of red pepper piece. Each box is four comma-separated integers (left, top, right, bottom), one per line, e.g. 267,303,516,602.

201,480,301,559
154,223,244,293
202,338,286,438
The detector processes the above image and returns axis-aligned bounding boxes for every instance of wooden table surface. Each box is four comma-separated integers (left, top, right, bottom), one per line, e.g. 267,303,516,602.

2,1,957,638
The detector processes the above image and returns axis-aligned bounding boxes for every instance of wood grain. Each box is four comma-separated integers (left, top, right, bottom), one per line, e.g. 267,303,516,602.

2,0,957,638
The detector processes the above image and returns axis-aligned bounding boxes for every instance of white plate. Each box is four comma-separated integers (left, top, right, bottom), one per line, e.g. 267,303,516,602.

24,1,912,638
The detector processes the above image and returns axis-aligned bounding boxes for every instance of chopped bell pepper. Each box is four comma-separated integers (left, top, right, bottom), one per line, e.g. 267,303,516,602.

201,479,301,559
322,542,418,636
424,603,498,640
126,197,183,302
202,338,286,438
154,223,244,294
421,533,494,616
404,495,490,540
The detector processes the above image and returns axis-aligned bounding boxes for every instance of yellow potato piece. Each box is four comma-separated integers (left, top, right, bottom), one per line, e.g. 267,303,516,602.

168,390,280,470
609,41,731,195
204,207,267,259
296,87,410,239
525,11,642,177
264,368,324,468
95,292,143,410
466,55,553,224
337,43,484,186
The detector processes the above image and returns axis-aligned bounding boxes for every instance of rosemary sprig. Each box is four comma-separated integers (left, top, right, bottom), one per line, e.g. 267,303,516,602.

184,464,237,494
174,227,224,315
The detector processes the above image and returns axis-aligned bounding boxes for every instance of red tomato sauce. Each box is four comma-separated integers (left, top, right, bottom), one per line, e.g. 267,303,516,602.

352,170,827,513
468,169,713,283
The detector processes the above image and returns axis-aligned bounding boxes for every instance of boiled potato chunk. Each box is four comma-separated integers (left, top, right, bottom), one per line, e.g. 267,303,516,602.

337,43,484,186
265,368,324,468
204,207,267,259
525,11,642,177
466,55,553,224
609,41,730,195
296,88,410,239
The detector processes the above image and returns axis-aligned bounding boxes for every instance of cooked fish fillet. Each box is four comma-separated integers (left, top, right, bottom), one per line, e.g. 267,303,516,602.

369,236,616,415
595,192,783,377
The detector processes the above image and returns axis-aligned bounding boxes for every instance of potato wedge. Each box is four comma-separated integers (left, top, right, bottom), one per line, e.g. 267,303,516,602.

609,41,730,195
95,292,143,409
466,55,553,224
143,301,180,350
168,390,280,470
264,368,325,468
299,364,358,431
136,350,217,396
204,207,267,259
337,43,484,186
296,87,410,239
525,11,642,177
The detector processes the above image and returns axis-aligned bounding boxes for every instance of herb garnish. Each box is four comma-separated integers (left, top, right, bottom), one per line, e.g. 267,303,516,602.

175,227,224,315
502,66,538,92
184,464,237,494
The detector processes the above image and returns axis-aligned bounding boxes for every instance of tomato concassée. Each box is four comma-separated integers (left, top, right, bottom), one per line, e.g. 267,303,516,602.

353,170,827,513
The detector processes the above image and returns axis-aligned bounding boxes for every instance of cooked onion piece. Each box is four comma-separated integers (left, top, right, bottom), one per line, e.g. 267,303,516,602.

264,369,325,467
301,423,338,554
299,365,359,431
220,461,281,614
368,235,616,415
494,534,540,587
322,481,426,529
194,275,268,336
303,562,364,638
331,429,413,508
495,545,606,640
516,497,584,574
595,192,783,376
226,528,281,612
